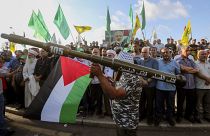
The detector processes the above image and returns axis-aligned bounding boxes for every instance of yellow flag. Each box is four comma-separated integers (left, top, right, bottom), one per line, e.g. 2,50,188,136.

9,42,16,53
74,26,92,34
132,15,141,37
181,20,191,46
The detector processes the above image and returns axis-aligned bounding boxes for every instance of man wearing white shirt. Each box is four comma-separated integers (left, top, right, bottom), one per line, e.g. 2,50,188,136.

195,50,210,123
103,50,116,116
22,49,38,108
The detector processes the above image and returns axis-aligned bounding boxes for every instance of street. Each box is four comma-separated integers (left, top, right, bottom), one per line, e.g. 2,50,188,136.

5,112,210,136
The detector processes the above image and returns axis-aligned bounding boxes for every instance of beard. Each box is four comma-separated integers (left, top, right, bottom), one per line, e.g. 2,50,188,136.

26,57,35,64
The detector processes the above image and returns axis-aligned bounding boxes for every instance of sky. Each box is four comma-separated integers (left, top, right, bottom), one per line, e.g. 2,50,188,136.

0,0,210,49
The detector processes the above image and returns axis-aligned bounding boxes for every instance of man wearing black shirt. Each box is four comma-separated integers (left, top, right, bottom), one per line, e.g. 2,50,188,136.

165,38,177,56
33,49,51,86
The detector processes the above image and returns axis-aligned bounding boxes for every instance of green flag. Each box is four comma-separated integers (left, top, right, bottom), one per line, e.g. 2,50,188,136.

106,7,111,35
129,4,133,29
54,5,70,40
38,10,49,32
141,1,146,30
36,10,51,41
127,4,134,43
28,11,51,42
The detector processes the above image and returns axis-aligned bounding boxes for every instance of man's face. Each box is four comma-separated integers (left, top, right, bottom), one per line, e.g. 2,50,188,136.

201,39,205,45
192,39,196,44
157,39,161,44
161,48,171,61
167,39,170,43
141,48,149,59
198,51,207,62
150,48,157,57
40,49,48,58
92,48,100,56
102,49,107,57
107,53,115,59
170,39,174,44
114,31,123,42
133,42,140,52
153,40,157,45
182,48,191,57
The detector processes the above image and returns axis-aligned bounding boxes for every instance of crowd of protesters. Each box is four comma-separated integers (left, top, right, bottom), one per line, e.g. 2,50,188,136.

0,35,210,135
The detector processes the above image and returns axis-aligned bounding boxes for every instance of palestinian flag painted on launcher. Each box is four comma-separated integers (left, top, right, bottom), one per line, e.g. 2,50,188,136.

25,56,91,123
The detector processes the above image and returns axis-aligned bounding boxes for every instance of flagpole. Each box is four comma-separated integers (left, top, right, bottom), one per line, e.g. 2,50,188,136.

69,28,76,44
141,30,145,41
109,32,111,45
188,32,193,44
78,34,86,44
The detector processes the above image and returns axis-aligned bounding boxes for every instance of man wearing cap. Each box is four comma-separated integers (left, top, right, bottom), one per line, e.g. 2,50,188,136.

103,49,116,78
23,49,38,108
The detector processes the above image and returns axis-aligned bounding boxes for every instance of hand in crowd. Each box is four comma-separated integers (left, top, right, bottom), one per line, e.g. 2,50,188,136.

34,75,41,81
205,81,210,85
193,68,200,73
90,63,103,78
205,77,210,84
24,78,29,82
139,76,148,86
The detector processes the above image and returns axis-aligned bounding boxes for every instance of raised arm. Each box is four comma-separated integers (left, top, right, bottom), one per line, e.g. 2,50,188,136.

90,64,126,99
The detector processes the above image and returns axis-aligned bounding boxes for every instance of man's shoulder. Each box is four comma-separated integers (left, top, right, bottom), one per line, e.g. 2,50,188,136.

186,57,195,64
175,55,183,61
171,59,179,65
150,57,158,62
10,58,18,63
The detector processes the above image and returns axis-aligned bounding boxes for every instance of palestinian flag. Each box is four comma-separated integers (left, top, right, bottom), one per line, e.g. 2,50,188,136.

25,56,91,123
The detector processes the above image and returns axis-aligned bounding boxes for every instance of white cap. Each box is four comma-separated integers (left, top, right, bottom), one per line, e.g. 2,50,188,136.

28,49,38,56
106,49,116,56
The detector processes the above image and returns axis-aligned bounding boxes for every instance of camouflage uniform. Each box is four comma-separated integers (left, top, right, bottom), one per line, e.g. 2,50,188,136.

111,72,142,130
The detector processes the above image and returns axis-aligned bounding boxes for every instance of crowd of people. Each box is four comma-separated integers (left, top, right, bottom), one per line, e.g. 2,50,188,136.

0,36,210,136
